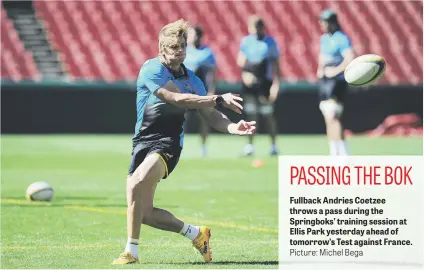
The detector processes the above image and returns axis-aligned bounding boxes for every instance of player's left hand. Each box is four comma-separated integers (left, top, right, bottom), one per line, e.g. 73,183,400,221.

228,120,257,135
323,66,340,78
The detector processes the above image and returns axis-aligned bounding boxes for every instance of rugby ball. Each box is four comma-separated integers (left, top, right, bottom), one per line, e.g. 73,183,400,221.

344,54,386,87
26,181,54,201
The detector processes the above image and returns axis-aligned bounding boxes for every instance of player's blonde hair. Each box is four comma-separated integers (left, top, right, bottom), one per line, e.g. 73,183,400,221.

158,19,190,54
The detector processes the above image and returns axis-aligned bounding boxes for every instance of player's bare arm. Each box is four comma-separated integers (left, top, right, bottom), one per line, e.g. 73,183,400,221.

317,54,325,78
199,107,256,135
269,58,281,104
237,52,248,68
238,52,259,87
237,52,253,75
155,81,243,114
324,48,355,78
205,67,217,95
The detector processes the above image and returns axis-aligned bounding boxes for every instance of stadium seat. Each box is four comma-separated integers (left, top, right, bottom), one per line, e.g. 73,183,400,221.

31,1,422,84
1,6,40,81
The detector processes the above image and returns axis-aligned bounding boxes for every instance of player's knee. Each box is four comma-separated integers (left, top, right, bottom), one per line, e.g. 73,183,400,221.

126,159,162,194
319,99,343,120
126,174,142,194
259,104,274,116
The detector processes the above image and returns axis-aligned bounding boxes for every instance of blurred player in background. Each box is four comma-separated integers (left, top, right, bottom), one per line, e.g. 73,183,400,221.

184,25,217,156
237,15,281,156
112,19,256,265
316,9,355,155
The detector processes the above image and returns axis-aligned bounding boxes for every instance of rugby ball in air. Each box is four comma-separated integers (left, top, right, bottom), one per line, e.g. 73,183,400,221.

344,54,386,87
26,181,54,201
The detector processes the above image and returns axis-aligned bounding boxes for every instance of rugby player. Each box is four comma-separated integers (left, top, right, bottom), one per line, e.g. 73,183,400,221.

183,25,217,156
112,19,256,265
237,15,281,156
316,9,355,155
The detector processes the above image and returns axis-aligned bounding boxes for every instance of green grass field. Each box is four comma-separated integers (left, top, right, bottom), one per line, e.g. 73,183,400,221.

1,134,422,269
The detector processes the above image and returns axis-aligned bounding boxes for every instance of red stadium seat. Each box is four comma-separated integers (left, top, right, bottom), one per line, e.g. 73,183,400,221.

30,1,422,84
1,6,41,81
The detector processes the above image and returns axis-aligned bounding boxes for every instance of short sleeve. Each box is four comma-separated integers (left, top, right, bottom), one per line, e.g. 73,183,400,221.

267,37,280,59
338,34,352,56
239,36,248,54
140,60,171,93
193,75,207,96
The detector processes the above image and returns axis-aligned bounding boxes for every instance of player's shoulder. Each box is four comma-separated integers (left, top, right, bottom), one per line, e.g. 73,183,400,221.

320,33,329,42
334,30,348,37
201,45,216,56
334,31,351,41
241,34,254,44
141,57,167,74
241,34,250,41
265,35,277,43
265,35,279,48
200,45,213,52
186,46,197,54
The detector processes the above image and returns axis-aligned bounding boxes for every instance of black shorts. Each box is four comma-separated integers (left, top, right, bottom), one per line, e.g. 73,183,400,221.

128,141,182,179
242,80,273,99
318,78,348,103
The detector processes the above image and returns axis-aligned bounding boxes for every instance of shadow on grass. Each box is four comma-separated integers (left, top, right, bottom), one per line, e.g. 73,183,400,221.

167,261,422,267
169,261,279,265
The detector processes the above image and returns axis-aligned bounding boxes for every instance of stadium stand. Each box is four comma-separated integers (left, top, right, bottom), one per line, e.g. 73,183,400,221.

1,5,40,81
3,1,423,84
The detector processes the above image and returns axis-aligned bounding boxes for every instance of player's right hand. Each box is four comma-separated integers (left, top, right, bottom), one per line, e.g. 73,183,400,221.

221,93,243,114
228,120,257,135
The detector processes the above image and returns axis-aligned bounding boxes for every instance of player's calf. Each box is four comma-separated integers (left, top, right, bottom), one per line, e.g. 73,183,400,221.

259,105,279,155
142,207,184,233
242,99,258,155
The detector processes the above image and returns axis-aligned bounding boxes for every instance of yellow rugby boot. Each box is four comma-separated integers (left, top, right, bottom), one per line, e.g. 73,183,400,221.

192,226,212,262
111,252,140,265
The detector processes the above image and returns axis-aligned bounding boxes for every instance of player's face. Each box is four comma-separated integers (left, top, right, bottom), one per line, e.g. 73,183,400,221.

163,36,187,63
256,26,265,37
320,20,329,33
248,23,265,37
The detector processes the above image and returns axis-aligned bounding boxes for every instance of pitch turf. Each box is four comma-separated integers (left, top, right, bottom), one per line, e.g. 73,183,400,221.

1,134,422,269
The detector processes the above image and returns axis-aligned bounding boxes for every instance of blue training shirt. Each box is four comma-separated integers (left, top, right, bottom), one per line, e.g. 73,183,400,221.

239,35,280,81
184,45,216,90
320,31,352,80
133,57,207,148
